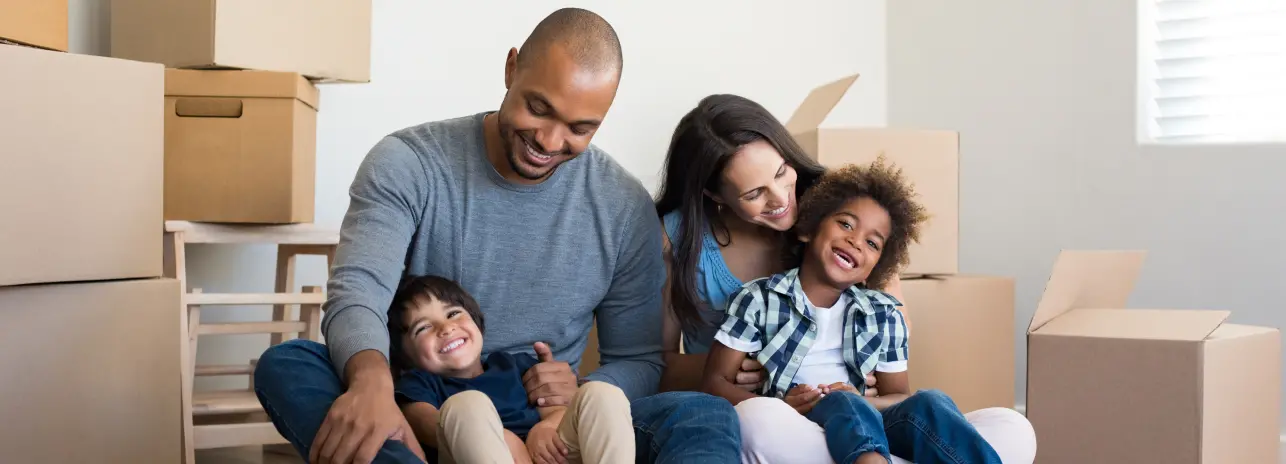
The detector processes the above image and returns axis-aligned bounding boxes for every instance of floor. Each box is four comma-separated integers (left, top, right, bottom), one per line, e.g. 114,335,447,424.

197,446,303,464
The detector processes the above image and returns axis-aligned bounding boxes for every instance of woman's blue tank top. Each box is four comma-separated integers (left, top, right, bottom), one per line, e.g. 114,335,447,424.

662,210,745,354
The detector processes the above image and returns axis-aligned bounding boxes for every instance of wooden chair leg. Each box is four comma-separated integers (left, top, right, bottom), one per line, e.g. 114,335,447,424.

270,245,297,346
300,286,323,342
183,287,202,464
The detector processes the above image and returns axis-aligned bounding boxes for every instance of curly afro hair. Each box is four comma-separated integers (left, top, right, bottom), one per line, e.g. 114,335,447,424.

793,155,929,291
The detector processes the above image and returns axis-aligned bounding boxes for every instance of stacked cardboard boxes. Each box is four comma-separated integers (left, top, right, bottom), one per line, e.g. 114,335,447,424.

1026,250,1280,463
783,74,1015,413
0,0,67,50
0,42,180,462
111,0,373,224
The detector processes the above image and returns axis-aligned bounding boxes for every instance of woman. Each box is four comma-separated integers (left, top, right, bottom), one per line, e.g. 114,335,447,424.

653,94,1036,464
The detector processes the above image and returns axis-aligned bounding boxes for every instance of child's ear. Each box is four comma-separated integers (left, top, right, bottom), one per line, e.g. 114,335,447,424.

797,232,811,243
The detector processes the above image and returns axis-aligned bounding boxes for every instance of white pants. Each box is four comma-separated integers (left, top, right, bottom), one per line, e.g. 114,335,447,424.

735,397,1036,464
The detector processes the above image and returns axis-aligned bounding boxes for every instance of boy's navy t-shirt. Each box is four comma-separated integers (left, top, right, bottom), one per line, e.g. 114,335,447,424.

394,351,542,437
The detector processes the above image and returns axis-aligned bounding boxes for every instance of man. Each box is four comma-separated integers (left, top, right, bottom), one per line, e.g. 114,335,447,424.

254,8,742,464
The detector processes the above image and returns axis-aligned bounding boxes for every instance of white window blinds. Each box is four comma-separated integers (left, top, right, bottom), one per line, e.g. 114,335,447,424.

1140,0,1286,143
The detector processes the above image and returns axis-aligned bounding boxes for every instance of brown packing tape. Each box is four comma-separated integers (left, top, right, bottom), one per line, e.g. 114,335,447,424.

174,98,244,118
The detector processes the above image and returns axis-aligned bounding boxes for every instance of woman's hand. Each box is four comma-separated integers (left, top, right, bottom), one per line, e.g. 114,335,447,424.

864,373,879,397
735,357,766,391
783,384,823,414
525,421,568,464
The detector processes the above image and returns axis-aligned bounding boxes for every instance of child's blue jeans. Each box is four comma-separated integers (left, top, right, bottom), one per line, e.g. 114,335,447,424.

804,389,1002,464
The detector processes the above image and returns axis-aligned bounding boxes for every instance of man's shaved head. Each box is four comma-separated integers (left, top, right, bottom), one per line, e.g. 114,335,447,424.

517,7,623,75
486,8,622,185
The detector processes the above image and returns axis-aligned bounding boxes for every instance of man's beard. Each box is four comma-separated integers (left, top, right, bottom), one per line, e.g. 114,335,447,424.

499,119,563,181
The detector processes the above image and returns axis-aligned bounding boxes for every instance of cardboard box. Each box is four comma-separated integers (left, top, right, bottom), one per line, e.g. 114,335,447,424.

0,0,67,51
786,74,959,276
903,275,1015,413
164,69,319,224
1027,250,1281,464
0,278,181,462
111,0,372,83
0,45,163,287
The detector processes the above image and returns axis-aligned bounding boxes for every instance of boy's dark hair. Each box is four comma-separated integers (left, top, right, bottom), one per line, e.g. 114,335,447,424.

386,275,485,372
793,155,929,291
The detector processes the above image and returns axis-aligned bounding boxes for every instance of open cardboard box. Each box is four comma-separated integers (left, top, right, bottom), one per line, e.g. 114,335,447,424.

785,74,960,276
1026,250,1280,464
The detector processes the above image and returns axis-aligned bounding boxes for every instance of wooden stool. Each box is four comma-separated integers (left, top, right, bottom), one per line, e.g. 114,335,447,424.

164,221,339,464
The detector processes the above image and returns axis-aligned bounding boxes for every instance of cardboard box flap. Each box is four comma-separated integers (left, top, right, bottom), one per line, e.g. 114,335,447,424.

1036,308,1230,341
164,69,320,110
1029,250,1147,333
784,74,859,134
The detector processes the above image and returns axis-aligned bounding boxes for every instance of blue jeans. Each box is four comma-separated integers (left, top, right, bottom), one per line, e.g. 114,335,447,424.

254,340,741,464
805,389,1001,464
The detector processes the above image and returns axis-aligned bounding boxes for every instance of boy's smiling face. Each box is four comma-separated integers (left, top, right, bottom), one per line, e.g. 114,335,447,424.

799,196,893,290
399,295,485,378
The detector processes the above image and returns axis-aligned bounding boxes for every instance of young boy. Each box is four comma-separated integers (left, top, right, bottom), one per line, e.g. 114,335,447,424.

388,275,633,464
701,158,1001,464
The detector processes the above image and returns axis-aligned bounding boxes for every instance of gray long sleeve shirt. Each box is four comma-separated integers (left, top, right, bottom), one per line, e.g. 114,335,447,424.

321,112,665,400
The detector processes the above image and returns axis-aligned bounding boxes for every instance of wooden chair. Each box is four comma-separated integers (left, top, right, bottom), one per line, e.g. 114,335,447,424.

164,221,339,464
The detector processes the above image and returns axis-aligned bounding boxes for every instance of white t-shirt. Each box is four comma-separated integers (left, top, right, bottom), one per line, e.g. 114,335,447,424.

792,292,853,386
792,292,910,387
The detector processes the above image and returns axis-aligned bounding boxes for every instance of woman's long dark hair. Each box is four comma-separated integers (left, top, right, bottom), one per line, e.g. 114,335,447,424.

654,94,826,333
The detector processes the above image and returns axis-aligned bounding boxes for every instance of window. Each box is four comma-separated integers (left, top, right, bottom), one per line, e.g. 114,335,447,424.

1138,0,1286,144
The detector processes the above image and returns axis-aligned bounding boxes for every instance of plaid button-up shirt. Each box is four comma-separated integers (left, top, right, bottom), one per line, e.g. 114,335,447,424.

714,268,909,398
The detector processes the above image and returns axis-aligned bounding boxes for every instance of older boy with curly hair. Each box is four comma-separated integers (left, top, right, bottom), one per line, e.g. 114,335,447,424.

702,157,1001,464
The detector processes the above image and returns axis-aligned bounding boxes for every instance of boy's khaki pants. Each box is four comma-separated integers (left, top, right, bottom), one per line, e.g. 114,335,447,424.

436,381,634,464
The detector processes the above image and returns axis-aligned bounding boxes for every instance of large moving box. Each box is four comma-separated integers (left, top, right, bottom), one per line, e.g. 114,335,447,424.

0,45,163,287
903,275,1015,413
1027,250,1281,464
0,0,67,51
785,74,959,276
0,278,182,462
111,0,372,82
164,69,319,224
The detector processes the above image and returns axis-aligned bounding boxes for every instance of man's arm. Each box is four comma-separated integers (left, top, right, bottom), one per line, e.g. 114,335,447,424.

582,200,666,400
310,136,431,464
322,135,428,377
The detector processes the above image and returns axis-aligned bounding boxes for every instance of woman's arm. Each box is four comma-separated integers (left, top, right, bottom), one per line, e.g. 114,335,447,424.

400,402,440,450
659,229,712,392
658,229,767,392
659,298,710,391
701,342,760,405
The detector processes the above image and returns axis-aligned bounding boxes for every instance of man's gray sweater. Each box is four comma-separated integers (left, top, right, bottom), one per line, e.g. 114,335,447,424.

322,112,665,400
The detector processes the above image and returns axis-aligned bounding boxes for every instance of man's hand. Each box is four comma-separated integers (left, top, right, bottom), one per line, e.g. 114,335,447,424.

522,342,578,407
734,357,766,391
525,420,569,464
859,370,879,395
309,382,424,464
783,384,823,415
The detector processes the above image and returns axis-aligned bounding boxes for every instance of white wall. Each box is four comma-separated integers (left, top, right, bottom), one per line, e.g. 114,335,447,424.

69,0,889,390
888,0,1286,431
